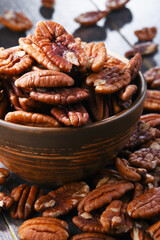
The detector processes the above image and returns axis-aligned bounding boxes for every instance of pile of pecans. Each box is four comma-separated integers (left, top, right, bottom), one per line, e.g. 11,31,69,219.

0,120,160,240
0,20,142,128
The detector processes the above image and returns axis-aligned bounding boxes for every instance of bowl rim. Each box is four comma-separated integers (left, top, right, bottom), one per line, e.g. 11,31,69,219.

0,51,146,133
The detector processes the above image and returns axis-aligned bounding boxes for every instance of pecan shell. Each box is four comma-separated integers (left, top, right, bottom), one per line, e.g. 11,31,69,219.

34,182,89,217
15,70,74,88
100,200,133,235
134,27,157,42
5,111,61,127
18,217,69,240
127,187,160,219
78,180,134,213
0,10,32,32
0,168,10,185
10,184,44,220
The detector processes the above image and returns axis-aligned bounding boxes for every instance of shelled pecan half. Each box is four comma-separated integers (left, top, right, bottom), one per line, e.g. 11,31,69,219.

42,0,55,8
131,221,152,240
95,169,122,188
51,104,89,127
144,67,160,89
125,42,158,58
34,182,89,217
74,10,110,27
124,121,160,151
0,46,33,76
19,35,60,71
127,187,160,219
72,212,106,234
33,21,88,72
100,200,133,235
0,193,13,212
71,232,117,240
116,157,147,182
128,148,160,171
0,10,32,32
78,180,134,213
147,220,160,240
106,0,130,10
10,184,44,220
140,114,160,128
15,70,74,88
144,90,160,112
5,111,61,127
30,87,89,105
0,168,10,185
134,27,157,42
18,217,69,240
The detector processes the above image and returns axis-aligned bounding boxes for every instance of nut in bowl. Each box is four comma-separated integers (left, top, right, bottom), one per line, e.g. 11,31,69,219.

0,21,146,186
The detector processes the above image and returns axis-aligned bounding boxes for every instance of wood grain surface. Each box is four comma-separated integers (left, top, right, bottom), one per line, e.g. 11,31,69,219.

0,0,159,238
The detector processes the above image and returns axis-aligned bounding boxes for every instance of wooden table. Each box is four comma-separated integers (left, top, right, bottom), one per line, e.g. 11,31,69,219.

0,0,159,239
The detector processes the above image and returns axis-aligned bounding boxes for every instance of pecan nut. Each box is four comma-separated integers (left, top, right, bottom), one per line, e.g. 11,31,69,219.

134,27,157,42
106,0,130,10
100,200,133,235
19,35,60,71
125,42,158,58
0,10,32,32
71,233,116,240
126,53,142,80
144,67,160,89
0,192,13,212
74,10,110,27
10,184,44,219
82,42,107,72
30,87,89,105
144,90,160,111
72,212,106,234
0,46,33,76
78,180,134,213
118,84,137,101
104,56,126,69
18,217,69,240
34,182,89,217
0,95,8,119
132,183,145,200
127,187,160,219
115,157,143,182
0,168,10,185
147,220,160,240
51,104,89,127
140,114,160,128
86,66,131,94
5,111,61,127
128,148,160,171
33,21,88,72
124,121,160,151
42,0,55,8
95,169,122,188
131,221,152,240
15,70,74,88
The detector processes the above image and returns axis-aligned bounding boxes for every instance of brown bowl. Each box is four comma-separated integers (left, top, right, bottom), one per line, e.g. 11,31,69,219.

0,52,146,186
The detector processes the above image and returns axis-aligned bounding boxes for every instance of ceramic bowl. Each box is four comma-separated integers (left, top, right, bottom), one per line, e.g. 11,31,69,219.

0,52,146,186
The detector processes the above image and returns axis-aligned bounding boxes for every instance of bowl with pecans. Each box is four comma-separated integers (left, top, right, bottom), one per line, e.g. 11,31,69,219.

0,21,146,186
